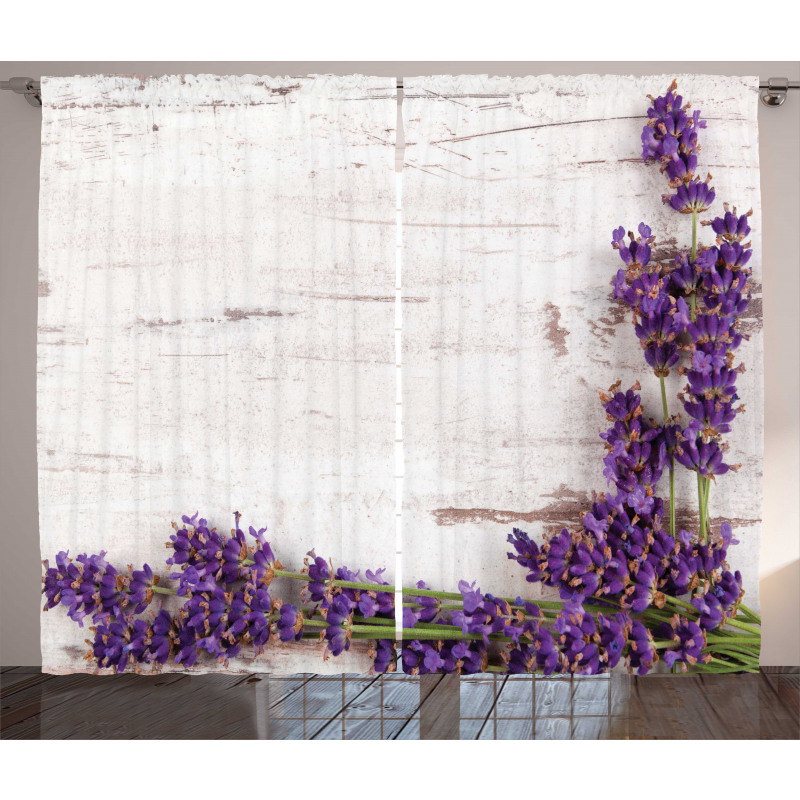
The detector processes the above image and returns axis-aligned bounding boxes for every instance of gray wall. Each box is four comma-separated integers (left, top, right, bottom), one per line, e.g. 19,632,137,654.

1,61,798,666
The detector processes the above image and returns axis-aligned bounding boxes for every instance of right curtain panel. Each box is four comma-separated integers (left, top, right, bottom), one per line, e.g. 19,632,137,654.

401,75,763,668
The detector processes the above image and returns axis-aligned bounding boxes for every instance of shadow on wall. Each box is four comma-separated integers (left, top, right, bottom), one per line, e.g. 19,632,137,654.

760,560,800,666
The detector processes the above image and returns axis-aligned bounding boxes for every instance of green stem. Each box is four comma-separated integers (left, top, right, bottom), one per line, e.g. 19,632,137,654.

352,615,394,627
738,603,762,624
720,617,763,637
705,636,760,646
698,472,707,542
659,375,676,538
689,209,698,323
662,594,696,614
152,585,177,595
669,468,675,539
708,646,760,663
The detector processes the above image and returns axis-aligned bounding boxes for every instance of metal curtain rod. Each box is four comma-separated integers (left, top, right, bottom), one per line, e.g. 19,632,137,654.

3,76,799,108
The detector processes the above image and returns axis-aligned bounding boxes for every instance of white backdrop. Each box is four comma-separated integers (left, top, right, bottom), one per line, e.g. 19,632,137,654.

38,74,398,673
401,75,763,616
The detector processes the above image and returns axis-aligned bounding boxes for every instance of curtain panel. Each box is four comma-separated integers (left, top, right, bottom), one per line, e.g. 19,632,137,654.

400,75,763,634
38,73,764,675
38,74,398,673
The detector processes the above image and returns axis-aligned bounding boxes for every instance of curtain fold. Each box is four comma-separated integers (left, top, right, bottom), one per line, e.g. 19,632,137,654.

38,74,397,673
400,75,763,635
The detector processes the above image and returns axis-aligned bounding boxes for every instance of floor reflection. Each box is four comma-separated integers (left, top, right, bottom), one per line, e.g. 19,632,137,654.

1,667,797,739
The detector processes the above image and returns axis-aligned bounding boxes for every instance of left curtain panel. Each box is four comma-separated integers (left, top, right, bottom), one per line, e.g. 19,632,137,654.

38,74,397,674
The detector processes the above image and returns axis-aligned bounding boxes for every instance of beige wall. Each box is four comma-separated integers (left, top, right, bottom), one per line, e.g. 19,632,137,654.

1,61,797,666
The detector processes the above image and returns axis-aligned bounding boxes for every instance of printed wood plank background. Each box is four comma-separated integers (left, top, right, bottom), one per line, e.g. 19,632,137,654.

37,75,398,674
401,75,763,620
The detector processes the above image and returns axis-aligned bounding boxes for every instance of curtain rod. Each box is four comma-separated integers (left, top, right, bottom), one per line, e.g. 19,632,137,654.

3,76,799,108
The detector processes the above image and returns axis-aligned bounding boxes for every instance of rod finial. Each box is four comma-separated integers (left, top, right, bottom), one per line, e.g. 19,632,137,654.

761,77,789,107
0,77,41,107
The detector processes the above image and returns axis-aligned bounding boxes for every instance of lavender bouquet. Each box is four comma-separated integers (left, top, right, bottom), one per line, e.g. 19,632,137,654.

42,80,762,676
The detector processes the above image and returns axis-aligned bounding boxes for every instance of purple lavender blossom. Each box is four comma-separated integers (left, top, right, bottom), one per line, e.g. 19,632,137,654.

401,621,489,676
703,204,752,242
554,600,602,675
611,223,654,270
303,550,332,603
369,639,397,673
627,619,658,675
674,436,737,479
42,550,158,627
506,527,542,582
659,615,711,671
665,177,715,214
274,603,303,642
322,594,354,657
127,564,157,614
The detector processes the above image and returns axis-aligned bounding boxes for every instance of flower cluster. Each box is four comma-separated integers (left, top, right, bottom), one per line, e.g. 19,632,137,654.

302,554,397,669
611,227,680,377
59,514,402,674
611,83,755,511
678,207,753,456
402,638,487,675
42,550,158,627
167,512,278,594
641,79,715,213
503,602,654,676
598,381,669,492
89,610,172,672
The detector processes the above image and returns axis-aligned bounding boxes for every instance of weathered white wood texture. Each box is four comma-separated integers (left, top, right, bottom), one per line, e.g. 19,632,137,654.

401,75,763,624
38,74,397,674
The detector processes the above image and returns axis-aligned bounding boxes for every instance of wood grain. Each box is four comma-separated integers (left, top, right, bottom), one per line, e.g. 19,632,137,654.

4,668,794,739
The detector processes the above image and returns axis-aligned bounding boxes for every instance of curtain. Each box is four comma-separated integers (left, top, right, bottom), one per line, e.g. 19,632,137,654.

400,75,763,639
38,72,764,675
38,74,397,673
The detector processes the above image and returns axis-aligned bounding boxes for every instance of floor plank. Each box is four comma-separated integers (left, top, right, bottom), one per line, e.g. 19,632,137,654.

1,668,797,740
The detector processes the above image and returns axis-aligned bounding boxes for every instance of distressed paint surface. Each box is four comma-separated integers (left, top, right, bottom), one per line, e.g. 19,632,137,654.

38,74,397,674
401,75,763,624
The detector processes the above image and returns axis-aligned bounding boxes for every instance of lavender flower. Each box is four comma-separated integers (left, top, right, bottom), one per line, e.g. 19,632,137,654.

127,564,157,614
703,203,752,242
369,639,397,674
274,602,303,642
626,620,658,675
405,580,442,624
659,615,712,671
322,594,354,657
402,638,487,676
669,248,715,296
450,581,522,645
665,177,715,214
42,550,158,627
611,223,654,271
506,527,542,582
150,609,175,664
674,436,737,479
89,615,133,673
554,600,602,675
303,550,332,603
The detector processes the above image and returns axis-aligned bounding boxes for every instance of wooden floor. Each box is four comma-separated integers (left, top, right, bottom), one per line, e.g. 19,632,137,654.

1,667,797,739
